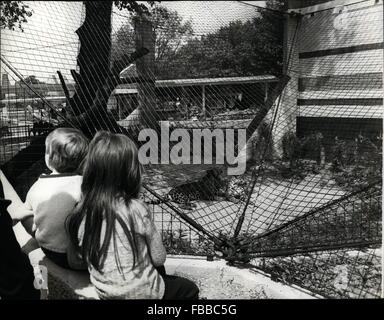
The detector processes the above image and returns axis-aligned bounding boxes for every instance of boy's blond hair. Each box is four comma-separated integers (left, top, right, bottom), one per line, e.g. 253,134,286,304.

45,128,89,173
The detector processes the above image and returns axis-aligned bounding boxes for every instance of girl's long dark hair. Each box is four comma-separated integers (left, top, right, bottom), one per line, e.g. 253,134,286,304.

68,131,142,273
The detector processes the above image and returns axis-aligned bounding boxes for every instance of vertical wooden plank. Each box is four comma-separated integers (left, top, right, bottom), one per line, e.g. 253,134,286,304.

134,14,158,129
202,85,206,119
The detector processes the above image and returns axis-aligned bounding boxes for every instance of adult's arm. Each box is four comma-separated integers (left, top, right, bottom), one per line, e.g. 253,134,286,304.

0,181,40,300
0,170,33,223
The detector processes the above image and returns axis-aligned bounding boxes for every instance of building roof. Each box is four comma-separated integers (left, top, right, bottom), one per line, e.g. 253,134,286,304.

114,75,278,95
119,64,138,79
156,75,278,87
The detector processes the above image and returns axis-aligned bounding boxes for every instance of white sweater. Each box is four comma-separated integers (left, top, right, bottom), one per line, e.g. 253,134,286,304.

25,173,82,253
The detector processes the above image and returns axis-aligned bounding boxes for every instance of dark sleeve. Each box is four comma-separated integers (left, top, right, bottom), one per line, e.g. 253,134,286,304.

0,182,40,300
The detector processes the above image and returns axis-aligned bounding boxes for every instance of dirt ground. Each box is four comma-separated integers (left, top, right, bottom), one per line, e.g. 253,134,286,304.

252,248,382,299
147,164,346,239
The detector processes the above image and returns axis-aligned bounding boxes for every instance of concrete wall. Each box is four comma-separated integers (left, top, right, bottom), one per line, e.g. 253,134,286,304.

271,8,301,156
280,0,383,143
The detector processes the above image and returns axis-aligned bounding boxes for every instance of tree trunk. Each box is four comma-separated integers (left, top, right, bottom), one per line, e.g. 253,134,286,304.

133,14,159,131
70,1,112,116
62,2,151,137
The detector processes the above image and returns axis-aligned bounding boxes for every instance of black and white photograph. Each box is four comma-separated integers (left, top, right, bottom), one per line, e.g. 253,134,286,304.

0,0,382,308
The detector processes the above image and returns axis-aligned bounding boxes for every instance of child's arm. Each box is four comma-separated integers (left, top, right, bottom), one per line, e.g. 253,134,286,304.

142,210,166,267
146,225,167,267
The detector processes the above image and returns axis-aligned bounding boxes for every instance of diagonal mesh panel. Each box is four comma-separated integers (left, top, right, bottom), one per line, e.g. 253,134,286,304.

0,0,382,298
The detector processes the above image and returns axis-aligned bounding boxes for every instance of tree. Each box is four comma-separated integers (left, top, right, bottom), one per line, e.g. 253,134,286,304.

0,1,33,31
112,5,193,79
22,75,44,85
60,1,156,134
252,0,285,75
112,24,136,64
152,6,193,78
16,75,47,98
165,0,285,79
2,1,157,200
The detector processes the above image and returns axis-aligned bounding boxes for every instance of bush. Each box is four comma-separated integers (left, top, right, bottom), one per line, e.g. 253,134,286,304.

281,131,325,165
247,120,274,165
277,131,382,188
330,135,382,191
162,229,215,256
277,131,325,180
281,130,301,165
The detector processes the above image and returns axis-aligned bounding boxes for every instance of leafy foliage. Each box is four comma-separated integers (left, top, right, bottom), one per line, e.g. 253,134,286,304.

15,75,47,98
21,75,44,85
255,249,381,298
278,131,325,180
0,1,33,31
330,135,382,191
114,0,157,15
161,229,215,256
111,24,136,64
112,4,194,77
165,0,285,79
151,6,193,59
278,130,382,189
112,0,284,79
247,119,275,165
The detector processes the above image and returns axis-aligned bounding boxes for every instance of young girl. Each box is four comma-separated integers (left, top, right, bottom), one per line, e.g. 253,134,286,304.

67,131,199,300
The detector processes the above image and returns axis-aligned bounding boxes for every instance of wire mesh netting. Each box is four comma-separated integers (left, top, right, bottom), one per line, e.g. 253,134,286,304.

0,1,382,298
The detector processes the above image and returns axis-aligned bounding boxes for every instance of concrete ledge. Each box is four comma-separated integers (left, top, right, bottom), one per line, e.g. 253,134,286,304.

13,222,98,300
14,223,317,299
165,257,317,299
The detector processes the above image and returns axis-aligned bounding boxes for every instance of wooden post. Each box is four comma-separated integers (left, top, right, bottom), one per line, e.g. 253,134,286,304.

134,14,158,130
264,82,269,103
202,85,206,119
118,97,122,120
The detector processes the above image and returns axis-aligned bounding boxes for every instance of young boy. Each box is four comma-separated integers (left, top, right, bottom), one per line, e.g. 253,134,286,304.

22,128,89,269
